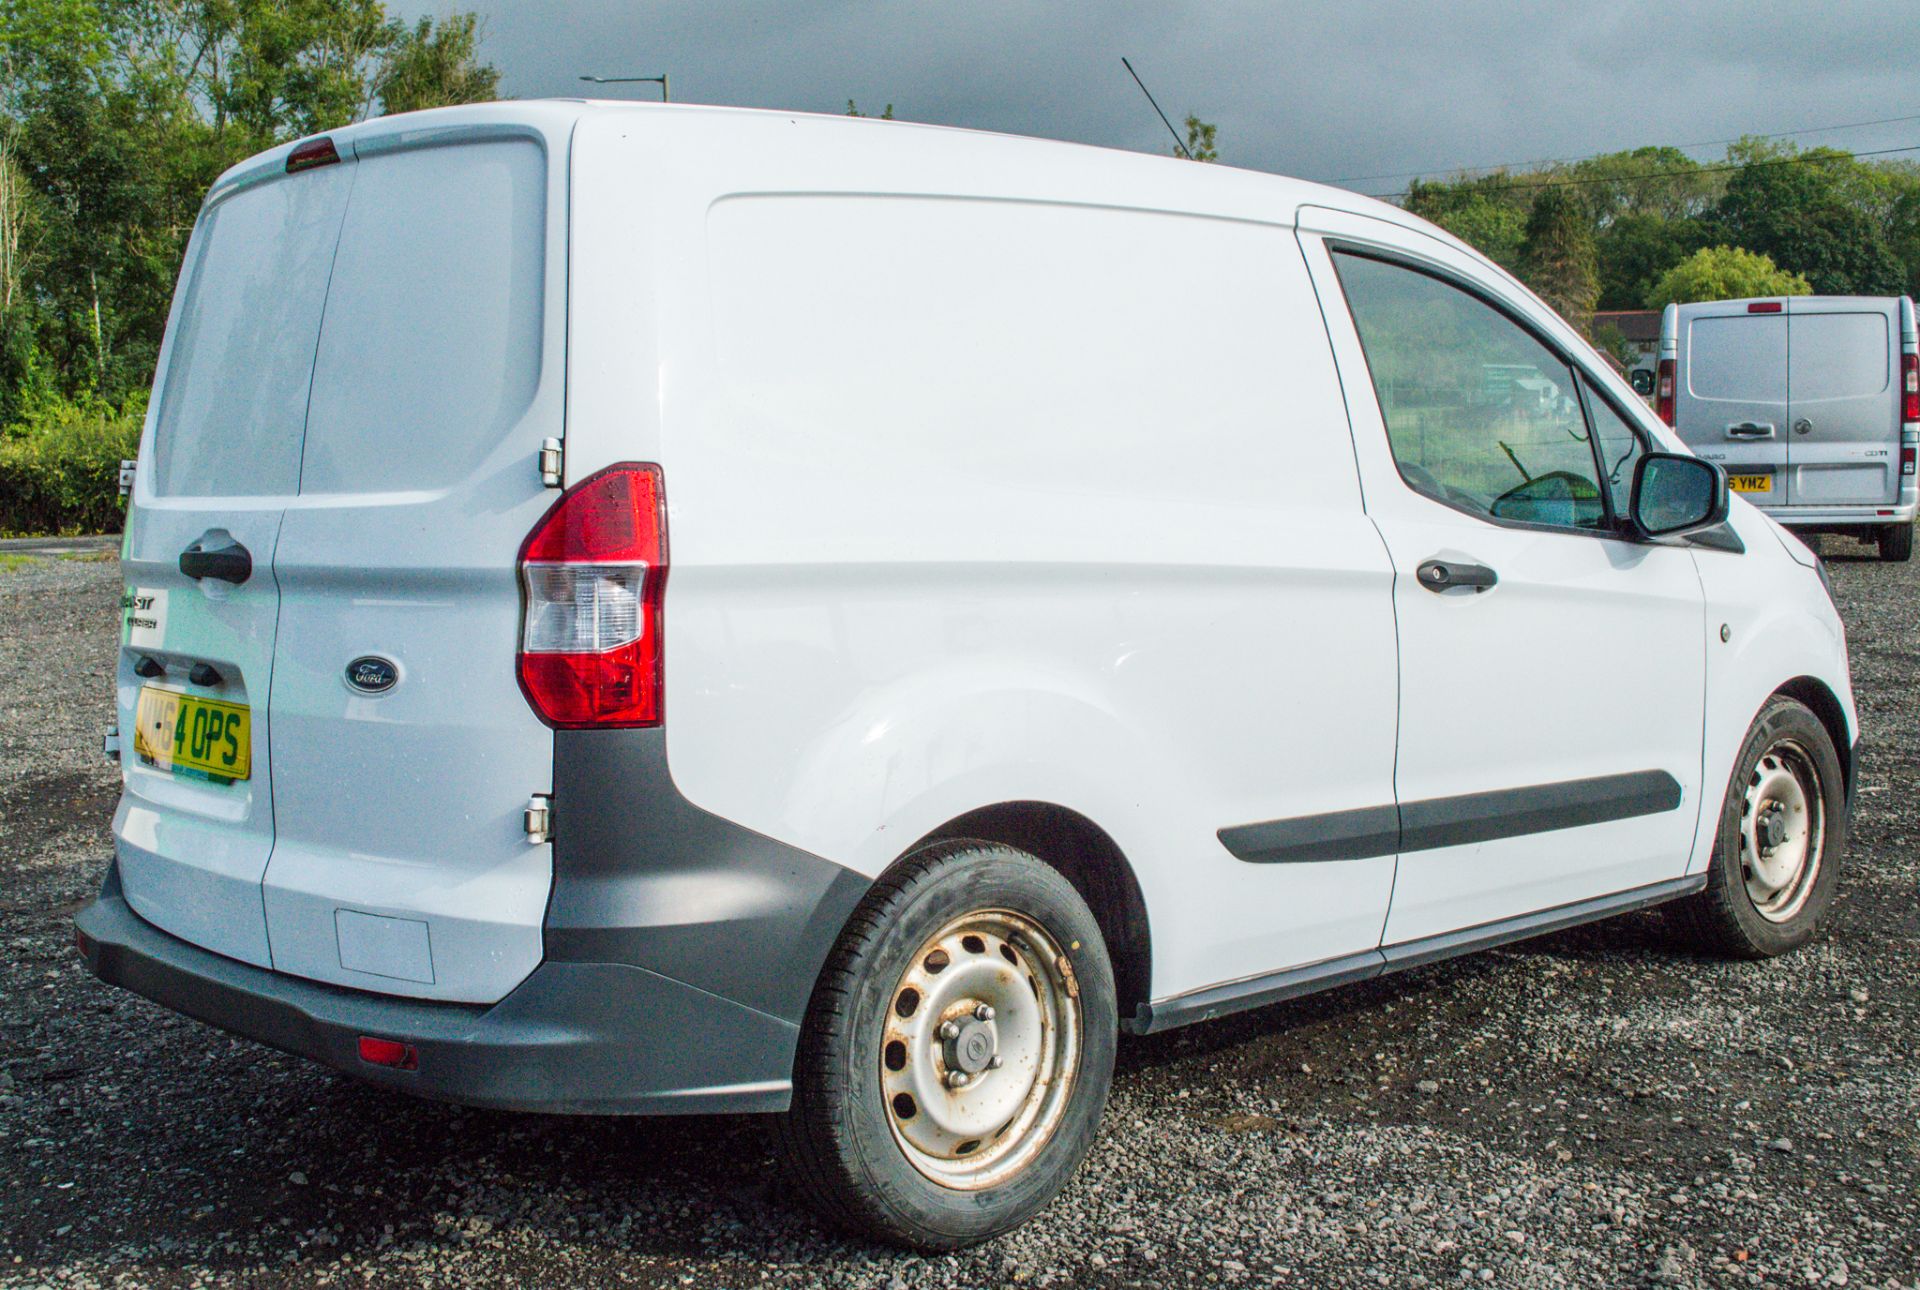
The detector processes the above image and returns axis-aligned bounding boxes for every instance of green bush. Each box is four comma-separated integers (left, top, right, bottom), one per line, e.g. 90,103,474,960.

0,392,144,536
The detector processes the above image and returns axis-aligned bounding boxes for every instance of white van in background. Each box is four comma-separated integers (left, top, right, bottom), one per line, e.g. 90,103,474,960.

1658,296,1919,561
77,102,1857,1251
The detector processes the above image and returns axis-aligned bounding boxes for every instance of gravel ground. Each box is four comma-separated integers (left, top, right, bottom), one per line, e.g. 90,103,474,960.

1,540,1915,1289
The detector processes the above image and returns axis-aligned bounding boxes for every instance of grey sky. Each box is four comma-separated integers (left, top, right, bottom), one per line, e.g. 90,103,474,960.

397,2,1920,195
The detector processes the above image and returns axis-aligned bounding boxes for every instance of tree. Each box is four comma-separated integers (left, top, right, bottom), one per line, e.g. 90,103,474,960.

1519,186,1599,330
1644,246,1812,308
1710,143,1905,295
1177,114,1216,162
1405,173,1530,270
1596,211,1697,311
845,100,893,119
375,14,499,117
0,0,503,417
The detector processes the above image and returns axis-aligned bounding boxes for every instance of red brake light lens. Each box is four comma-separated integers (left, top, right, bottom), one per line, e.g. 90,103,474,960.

286,137,341,174
1655,358,1676,426
517,464,666,728
1747,301,1783,314
1902,351,1918,424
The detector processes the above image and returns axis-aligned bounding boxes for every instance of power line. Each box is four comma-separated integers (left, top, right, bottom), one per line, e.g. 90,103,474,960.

1332,108,1920,188
1364,142,1920,202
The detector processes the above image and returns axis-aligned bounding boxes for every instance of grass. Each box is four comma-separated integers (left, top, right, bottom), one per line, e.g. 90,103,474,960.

0,553,40,572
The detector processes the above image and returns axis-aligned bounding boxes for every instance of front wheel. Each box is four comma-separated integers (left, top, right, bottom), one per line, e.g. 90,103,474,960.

776,841,1117,1250
1668,696,1847,958
1878,521,1913,562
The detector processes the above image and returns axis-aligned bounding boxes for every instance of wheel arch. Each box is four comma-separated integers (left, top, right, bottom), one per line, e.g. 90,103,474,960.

1773,675,1853,793
904,802,1153,1023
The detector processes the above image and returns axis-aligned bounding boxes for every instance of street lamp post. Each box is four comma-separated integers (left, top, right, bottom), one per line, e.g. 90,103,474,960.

578,73,670,102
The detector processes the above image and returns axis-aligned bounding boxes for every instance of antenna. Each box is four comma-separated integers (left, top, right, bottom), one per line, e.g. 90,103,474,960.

1121,57,1190,159
579,73,670,102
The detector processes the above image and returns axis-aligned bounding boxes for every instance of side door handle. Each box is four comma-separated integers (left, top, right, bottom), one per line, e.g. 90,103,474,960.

1726,421,1775,439
179,532,253,585
1416,559,1497,592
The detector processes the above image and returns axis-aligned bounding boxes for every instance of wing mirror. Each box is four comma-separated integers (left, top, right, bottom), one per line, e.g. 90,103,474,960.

1629,368,1656,397
1629,453,1729,539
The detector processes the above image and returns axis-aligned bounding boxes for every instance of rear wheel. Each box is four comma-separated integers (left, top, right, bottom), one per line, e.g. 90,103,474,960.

1878,521,1913,562
777,841,1116,1250
1669,696,1846,958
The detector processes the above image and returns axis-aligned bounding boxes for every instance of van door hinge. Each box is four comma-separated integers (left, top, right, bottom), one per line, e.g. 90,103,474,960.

537,438,564,488
524,793,553,844
118,459,137,499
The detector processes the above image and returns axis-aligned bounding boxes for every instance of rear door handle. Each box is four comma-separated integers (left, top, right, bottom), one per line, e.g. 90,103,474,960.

1417,559,1497,592
179,533,252,585
1726,421,1775,439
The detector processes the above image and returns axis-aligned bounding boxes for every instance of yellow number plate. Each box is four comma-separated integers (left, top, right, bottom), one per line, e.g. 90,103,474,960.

133,686,251,783
1728,474,1771,494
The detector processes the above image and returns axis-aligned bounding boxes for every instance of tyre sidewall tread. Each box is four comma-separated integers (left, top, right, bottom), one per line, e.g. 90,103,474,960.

1681,696,1847,958
779,841,1118,1251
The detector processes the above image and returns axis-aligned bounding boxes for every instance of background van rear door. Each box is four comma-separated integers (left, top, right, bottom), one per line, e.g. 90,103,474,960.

1786,301,1900,506
1678,305,1788,502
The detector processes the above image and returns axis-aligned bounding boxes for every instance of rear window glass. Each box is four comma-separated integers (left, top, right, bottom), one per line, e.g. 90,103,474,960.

1789,312,1889,402
1685,314,1786,402
150,167,351,497
298,139,546,494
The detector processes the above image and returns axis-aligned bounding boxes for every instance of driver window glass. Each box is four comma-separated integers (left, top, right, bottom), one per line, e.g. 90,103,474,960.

1333,251,1608,531
1582,377,1646,515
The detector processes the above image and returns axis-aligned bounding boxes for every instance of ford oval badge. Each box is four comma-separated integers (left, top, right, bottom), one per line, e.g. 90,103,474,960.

345,656,399,694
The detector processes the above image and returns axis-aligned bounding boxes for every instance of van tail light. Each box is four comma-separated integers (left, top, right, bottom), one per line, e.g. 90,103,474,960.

1655,358,1676,425
1902,351,1918,425
517,464,667,728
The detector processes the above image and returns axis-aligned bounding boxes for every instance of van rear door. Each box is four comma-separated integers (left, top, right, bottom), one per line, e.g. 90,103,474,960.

261,127,569,1004
115,160,352,967
1786,299,1901,507
1676,304,1788,504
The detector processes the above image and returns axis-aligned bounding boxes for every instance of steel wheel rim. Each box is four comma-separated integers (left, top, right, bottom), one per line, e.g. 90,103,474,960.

879,908,1082,1190
1740,737,1824,923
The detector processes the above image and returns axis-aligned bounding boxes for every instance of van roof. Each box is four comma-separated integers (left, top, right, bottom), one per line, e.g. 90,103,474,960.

208,98,1457,246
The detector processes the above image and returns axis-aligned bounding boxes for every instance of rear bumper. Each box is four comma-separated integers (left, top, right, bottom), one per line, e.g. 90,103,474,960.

1765,501,1917,527
75,861,800,1115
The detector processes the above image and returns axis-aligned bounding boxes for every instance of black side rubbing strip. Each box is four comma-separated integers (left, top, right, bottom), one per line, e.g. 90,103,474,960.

1219,769,1682,864
1217,804,1401,865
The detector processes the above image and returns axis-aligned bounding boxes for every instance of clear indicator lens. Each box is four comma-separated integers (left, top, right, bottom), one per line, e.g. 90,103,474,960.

522,563,646,653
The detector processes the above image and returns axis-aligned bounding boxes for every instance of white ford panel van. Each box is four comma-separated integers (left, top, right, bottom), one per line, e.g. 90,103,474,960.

79,103,1857,1250
1659,295,1919,561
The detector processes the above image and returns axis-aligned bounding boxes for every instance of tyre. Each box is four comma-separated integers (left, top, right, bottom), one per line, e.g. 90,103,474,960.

1878,521,1913,562
777,841,1117,1250
1669,696,1846,958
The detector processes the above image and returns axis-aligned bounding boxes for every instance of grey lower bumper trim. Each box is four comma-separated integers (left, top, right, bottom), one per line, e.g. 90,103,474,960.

76,866,798,1116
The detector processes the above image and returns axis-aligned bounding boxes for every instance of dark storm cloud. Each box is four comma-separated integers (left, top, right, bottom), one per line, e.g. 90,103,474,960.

397,1,1920,191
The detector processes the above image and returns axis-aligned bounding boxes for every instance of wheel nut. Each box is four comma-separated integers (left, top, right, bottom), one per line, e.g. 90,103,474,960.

947,1071,970,1089
939,1020,960,1041
989,1055,1004,1069
974,1004,994,1022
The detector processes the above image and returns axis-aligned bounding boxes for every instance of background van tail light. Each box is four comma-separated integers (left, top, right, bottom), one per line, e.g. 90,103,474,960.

1655,357,1676,425
517,464,666,728
1902,351,1918,425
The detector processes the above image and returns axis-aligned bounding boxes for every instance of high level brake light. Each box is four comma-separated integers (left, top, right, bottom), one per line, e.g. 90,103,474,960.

516,464,667,728
1655,357,1676,426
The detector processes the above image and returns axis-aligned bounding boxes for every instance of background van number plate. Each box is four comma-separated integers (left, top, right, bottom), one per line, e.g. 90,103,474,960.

1728,474,1770,494
133,686,251,783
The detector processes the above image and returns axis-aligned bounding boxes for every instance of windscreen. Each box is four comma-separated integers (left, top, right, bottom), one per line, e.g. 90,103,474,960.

297,139,546,494
149,167,351,497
